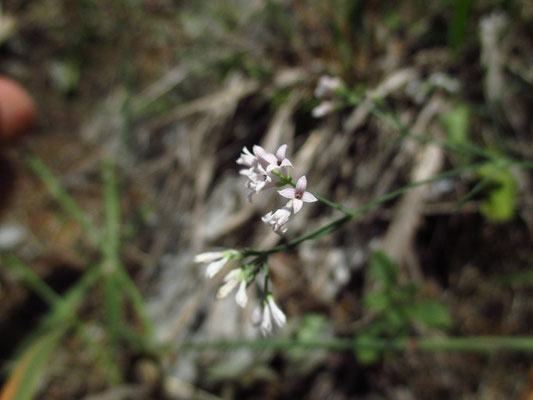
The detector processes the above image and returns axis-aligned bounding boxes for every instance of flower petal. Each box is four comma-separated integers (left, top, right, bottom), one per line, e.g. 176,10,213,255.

195,251,223,263
293,198,303,214
262,153,277,165
223,268,241,282
278,188,296,199
260,306,272,336
276,144,287,160
266,164,279,173
251,306,262,326
302,191,318,202
261,211,274,224
252,145,266,158
235,281,248,308
295,176,307,193
217,278,239,299
205,257,227,278
280,159,293,168
268,297,286,328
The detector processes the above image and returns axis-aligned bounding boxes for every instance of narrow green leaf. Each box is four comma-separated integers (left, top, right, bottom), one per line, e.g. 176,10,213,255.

2,255,60,306
102,160,121,268
448,0,474,51
104,273,123,359
1,330,63,400
26,156,100,245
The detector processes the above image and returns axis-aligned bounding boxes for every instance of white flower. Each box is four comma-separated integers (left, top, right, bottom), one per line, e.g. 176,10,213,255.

195,250,239,278
278,175,318,214
237,146,281,201
251,305,262,326
267,295,287,328
259,294,287,336
217,268,248,308
194,251,225,263
261,144,293,174
315,76,343,98
311,101,336,118
235,281,248,308
260,305,273,335
262,205,292,235
216,269,242,299
242,163,275,194
236,146,257,168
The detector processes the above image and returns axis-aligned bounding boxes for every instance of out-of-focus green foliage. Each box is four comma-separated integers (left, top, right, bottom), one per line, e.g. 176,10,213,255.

478,165,517,222
442,104,471,152
357,251,452,363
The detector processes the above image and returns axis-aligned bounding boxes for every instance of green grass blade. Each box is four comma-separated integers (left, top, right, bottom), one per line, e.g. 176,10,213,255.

103,273,123,361
1,255,60,306
101,160,125,361
115,267,154,338
42,265,101,330
1,329,63,400
102,160,153,338
26,156,100,246
102,160,121,267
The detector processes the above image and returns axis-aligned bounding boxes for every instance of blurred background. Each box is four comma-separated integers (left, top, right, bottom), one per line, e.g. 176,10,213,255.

1,0,533,399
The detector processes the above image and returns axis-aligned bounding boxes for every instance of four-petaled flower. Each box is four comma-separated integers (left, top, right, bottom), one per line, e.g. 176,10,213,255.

278,175,318,214
260,144,293,174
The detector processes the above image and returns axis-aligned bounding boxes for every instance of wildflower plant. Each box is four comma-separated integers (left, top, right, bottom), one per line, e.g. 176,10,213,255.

196,144,320,334
195,75,533,340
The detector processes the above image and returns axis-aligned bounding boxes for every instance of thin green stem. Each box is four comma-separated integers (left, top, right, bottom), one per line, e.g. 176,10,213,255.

102,161,124,358
312,192,354,216
243,161,490,257
103,161,121,270
179,335,533,354
274,170,353,216
2,255,61,306
362,100,498,162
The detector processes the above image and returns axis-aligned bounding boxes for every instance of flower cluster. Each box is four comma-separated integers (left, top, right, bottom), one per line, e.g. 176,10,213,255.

194,144,320,335
238,144,317,235
312,75,344,118
195,250,286,335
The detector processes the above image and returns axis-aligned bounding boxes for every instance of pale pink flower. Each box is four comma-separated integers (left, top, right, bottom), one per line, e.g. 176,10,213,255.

261,144,293,174
236,146,258,168
314,76,343,98
278,176,318,214
262,205,292,235
252,145,271,170
311,101,336,118
238,146,279,201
